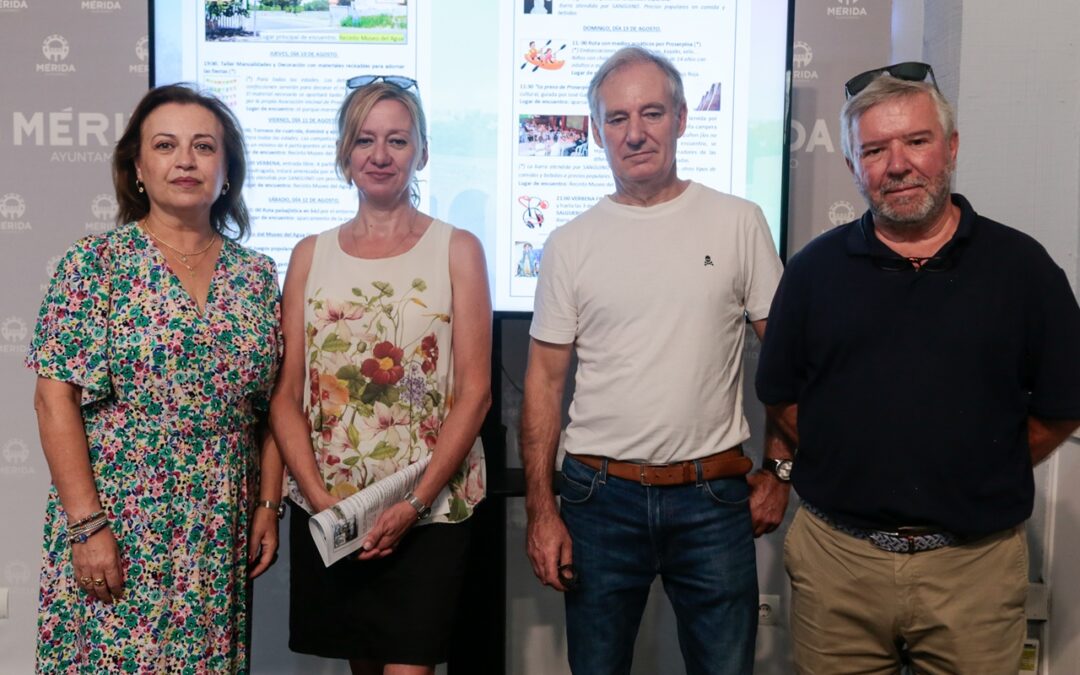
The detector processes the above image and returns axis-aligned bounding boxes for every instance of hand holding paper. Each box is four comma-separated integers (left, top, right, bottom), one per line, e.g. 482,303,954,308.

357,501,422,560
307,455,431,566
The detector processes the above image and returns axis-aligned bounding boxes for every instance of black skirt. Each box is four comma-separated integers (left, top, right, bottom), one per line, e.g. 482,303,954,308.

287,503,473,665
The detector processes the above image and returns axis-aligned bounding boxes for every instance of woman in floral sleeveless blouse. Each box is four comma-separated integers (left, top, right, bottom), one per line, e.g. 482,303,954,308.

27,84,283,674
270,77,491,674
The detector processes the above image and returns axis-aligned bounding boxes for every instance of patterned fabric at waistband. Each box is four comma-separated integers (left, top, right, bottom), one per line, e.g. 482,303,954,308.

802,501,962,554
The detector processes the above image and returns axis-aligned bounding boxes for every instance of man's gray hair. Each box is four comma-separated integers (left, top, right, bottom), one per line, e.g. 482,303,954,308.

587,46,687,123
840,76,956,163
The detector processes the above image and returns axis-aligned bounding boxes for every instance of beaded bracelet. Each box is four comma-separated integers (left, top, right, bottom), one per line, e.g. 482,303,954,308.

68,514,109,545
67,510,105,529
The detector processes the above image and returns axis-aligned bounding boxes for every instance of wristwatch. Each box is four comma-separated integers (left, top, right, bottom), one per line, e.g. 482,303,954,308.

763,458,793,482
403,491,431,520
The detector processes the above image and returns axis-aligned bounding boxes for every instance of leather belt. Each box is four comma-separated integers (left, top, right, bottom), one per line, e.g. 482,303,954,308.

570,446,752,486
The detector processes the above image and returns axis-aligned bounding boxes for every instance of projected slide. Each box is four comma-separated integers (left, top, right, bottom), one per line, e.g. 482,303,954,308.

154,1,790,313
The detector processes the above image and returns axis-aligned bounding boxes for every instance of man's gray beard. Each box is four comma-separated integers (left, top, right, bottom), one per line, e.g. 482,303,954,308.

860,171,953,232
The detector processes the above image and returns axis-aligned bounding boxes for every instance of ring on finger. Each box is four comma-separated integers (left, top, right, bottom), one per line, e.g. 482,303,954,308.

93,578,106,587
80,576,93,587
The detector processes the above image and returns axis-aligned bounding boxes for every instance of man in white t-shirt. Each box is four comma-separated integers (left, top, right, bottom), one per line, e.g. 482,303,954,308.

521,46,790,675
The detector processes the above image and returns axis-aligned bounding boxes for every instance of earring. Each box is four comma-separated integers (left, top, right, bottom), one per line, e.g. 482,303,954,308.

136,179,144,194
221,181,230,196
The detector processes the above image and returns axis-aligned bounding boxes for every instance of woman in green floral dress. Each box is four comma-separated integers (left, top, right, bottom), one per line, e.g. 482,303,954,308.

27,85,283,674
270,77,491,674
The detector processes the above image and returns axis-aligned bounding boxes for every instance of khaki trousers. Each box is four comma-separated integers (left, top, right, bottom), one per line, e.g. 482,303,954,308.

785,506,1028,675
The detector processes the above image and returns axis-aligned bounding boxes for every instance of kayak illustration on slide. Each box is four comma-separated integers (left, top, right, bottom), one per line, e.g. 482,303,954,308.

522,40,566,70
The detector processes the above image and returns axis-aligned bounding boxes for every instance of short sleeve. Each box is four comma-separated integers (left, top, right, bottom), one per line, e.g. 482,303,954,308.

742,205,784,321
530,227,578,345
251,255,283,416
26,237,113,406
755,254,808,405
1026,262,1080,419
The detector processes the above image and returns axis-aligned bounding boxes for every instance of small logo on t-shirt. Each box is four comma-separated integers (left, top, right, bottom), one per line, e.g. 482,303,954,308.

703,255,714,266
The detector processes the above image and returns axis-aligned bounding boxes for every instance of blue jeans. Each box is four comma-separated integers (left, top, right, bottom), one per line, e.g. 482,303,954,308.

560,455,758,675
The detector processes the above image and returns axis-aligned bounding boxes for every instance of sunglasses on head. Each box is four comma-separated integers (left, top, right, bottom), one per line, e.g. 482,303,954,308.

346,74,419,92
844,62,938,99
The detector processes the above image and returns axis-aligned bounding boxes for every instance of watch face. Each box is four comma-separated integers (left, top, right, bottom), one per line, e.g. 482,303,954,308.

771,459,793,481
778,461,792,480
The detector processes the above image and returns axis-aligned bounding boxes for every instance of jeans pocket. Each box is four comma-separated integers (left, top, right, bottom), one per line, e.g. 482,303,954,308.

559,457,598,505
702,476,751,506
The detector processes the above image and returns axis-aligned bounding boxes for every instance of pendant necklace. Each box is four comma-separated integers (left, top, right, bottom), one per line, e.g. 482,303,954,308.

143,217,218,272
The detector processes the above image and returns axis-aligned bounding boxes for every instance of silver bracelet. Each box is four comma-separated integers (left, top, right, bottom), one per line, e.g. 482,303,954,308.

68,516,108,545
403,491,431,520
256,499,286,519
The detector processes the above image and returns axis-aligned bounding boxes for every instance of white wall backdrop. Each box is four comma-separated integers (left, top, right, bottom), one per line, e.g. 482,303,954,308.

935,2,1080,672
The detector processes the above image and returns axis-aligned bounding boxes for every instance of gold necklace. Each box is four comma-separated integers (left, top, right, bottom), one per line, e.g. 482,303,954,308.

143,218,218,272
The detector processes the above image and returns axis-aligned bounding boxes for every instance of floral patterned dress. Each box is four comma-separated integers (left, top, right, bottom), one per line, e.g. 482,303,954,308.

26,223,281,674
291,219,485,523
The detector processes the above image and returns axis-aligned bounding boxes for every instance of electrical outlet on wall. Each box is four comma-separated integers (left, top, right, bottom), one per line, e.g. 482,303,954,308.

1025,582,1049,621
758,594,781,626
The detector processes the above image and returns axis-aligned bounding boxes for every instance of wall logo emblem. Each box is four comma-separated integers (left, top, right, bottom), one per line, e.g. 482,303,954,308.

793,42,812,69
38,34,76,74
828,201,858,226
45,254,63,279
87,193,116,232
0,316,30,357
41,253,64,292
0,436,34,473
2,438,29,464
41,34,69,62
1,316,28,342
131,35,149,75
828,0,867,17
4,560,32,586
1,193,26,219
1,438,34,476
792,41,818,81
90,193,117,221
0,193,32,233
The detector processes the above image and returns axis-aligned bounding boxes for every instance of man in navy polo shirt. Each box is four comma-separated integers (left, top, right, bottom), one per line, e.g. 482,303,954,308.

756,63,1080,674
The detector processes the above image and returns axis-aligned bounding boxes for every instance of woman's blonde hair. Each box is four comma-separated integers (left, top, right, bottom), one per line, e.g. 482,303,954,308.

334,82,428,204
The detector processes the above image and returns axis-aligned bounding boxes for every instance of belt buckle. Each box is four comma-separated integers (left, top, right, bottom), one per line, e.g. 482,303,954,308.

878,528,919,554
639,464,652,486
